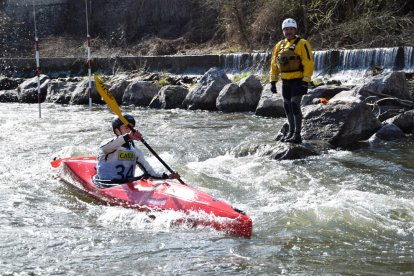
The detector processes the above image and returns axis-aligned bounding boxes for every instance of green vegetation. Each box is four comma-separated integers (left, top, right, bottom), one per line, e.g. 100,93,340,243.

154,75,171,88
231,72,252,83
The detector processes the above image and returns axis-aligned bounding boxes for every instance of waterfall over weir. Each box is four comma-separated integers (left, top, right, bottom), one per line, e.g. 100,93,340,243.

1,47,413,82
221,46,413,83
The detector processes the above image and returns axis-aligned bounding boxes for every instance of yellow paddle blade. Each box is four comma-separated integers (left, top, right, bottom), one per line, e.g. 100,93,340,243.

94,74,129,126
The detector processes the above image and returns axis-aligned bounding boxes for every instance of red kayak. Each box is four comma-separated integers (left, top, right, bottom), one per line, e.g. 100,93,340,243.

51,157,252,238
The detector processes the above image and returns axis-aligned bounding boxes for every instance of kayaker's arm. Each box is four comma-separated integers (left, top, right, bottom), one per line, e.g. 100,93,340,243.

99,134,133,154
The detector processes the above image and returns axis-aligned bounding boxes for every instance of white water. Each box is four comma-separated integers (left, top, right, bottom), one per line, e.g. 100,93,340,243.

1,103,414,275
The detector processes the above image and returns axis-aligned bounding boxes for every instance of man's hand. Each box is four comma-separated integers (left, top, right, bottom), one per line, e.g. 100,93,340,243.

128,129,143,140
168,172,181,179
270,81,277,93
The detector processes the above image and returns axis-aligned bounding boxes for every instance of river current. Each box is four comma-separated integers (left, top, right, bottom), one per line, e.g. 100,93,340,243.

1,103,413,275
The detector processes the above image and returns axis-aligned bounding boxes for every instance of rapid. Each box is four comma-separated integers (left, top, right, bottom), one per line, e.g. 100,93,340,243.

1,102,413,275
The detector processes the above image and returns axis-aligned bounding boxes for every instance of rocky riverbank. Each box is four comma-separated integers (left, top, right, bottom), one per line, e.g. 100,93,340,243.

1,68,413,160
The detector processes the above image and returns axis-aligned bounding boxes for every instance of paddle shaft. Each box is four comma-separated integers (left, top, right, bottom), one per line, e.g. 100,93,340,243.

141,139,185,184
126,125,185,185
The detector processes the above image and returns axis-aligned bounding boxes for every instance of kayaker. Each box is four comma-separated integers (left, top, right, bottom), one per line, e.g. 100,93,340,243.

269,18,314,144
96,114,180,184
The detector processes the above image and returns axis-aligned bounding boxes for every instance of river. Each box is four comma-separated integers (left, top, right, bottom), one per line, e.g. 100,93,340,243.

1,102,413,275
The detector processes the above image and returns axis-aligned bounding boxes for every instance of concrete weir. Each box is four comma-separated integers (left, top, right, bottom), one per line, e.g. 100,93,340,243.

0,46,413,78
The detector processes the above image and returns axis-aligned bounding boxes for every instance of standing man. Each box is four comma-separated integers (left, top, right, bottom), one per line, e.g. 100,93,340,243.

270,18,314,143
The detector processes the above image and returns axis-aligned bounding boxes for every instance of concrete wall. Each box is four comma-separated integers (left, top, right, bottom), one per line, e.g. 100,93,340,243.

1,47,413,78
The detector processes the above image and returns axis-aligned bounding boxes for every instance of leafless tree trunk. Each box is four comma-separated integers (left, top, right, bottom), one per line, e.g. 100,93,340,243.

301,0,309,36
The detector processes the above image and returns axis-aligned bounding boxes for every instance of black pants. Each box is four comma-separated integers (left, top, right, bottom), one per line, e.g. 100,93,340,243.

281,78,307,135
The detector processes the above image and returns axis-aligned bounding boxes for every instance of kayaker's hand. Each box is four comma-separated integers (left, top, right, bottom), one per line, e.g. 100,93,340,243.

168,172,180,179
128,129,143,140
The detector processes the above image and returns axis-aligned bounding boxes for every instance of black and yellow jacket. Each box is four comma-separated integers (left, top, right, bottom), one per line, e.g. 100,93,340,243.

269,35,314,83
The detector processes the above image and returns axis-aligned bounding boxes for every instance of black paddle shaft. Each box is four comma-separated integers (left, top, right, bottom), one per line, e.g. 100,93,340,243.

127,125,185,185
140,139,185,185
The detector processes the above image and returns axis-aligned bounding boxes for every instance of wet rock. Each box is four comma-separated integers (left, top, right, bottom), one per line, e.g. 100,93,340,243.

17,75,49,103
368,123,406,142
0,76,22,90
149,85,188,109
46,78,79,104
232,140,332,161
385,110,414,134
0,90,18,102
269,142,323,160
273,123,289,141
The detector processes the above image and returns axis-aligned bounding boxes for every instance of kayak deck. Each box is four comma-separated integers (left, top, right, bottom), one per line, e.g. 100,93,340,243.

55,157,253,238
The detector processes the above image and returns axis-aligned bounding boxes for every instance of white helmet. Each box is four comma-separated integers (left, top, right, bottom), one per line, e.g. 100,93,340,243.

282,18,297,30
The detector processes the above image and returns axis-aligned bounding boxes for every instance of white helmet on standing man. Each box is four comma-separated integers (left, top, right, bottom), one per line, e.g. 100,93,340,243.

282,18,297,30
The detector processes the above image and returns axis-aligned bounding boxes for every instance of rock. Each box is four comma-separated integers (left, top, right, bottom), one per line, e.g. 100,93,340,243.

302,85,352,107
17,75,49,103
0,76,22,90
302,96,381,147
385,110,414,134
183,68,231,110
369,123,406,142
255,84,285,118
123,79,159,106
231,140,332,161
46,79,79,104
108,74,131,104
0,90,18,102
149,85,188,109
69,78,101,105
355,71,411,101
273,123,289,141
215,83,239,111
216,74,262,112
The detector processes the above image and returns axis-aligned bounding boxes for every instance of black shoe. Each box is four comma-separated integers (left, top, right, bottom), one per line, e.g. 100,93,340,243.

285,133,302,144
281,132,294,142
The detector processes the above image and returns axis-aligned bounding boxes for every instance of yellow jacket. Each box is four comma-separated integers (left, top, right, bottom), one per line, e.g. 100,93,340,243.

269,36,314,83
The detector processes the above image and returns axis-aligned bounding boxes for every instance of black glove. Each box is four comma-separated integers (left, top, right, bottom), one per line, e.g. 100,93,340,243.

302,81,309,94
270,81,277,93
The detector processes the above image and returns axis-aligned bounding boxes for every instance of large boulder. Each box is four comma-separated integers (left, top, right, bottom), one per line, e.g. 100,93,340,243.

0,90,18,102
302,85,352,107
149,85,188,109
385,110,414,134
46,78,82,104
108,74,131,104
216,74,263,112
232,140,332,161
0,76,22,90
354,71,411,101
302,95,382,147
368,123,406,143
122,79,159,106
70,78,101,105
17,75,49,103
182,68,231,110
255,84,285,118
